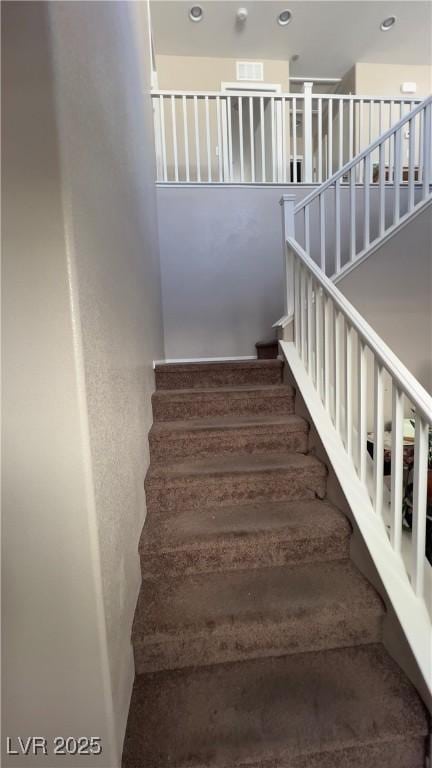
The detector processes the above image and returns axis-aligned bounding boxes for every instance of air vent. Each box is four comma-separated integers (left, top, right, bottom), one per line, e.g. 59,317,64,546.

236,61,264,82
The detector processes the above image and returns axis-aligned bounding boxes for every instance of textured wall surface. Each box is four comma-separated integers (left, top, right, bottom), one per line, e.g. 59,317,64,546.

2,3,116,764
49,0,164,752
3,1,163,764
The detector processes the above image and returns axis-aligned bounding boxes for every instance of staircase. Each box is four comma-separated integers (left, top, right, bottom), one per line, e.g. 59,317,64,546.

123,359,428,768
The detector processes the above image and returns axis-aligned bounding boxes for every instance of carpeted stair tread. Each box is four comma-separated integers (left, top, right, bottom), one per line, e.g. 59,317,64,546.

135,559,383,634
139,500,351,577
141,498,350,546
151,413,306,434
155,360,283,389
154,383,294,398
149,414,308,460
147,451,325,480
123,644,428,767
152,384,295,421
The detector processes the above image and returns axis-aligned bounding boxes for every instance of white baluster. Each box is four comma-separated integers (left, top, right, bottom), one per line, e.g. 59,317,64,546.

319,193,326,272
338,99,344,171
216,96,222,182
292,97,297,182
317,98,323,183
373,360,384,516
315,286,322,399
358,100,363,168
422,102,431,198
379,143,385,236
411,415,428,596
357,339,367,482
303,82,313,183
227,96,233,181
301,265,307,365
171,95,179,182
307,274,313,374
183,95,190,182
408,116,415,212
194,96,201,182
280,194,295,316
271,97,276,183
350,168,356,260
364,155,370,249
294,255,301,351
333,309,341,432
345,322,353,457
324,295,331,413
260,96,266,182
281,97,287,184
205,95,212,182
249,96,255,183
390,386,404,552
328,99,333,178
238,96,244,183
393,127,401,224
349,99,354,161
418,107,424,185
335,178,341,274
159,95,167,182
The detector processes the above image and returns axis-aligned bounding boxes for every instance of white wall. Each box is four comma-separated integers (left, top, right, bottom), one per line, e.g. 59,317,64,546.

337,203,432,394
2,1,163,764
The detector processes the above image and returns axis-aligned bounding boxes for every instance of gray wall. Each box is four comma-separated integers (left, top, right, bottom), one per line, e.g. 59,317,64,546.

2,1,163,764
157,184,424,360
157,185,318,359
337,203,432,394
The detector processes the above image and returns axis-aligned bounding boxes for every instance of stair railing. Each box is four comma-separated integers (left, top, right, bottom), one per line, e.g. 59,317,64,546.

294,96,432,279
278,96,432,692
281,235,432,692
151,87,423,185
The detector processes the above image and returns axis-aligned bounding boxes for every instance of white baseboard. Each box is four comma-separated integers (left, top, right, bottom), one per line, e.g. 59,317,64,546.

153,355,257,368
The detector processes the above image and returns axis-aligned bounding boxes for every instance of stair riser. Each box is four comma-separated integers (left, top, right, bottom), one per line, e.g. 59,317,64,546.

140,533,350,579
152,392,294,421
155,366,283,390
149,426,308,462
145,469,327,513
134,611,382,674
229,738,427,768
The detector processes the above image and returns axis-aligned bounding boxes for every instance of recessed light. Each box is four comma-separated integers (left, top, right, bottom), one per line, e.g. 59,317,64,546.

380,15,396,31
237,7,248,22
189,5,203,22
278,9,292,26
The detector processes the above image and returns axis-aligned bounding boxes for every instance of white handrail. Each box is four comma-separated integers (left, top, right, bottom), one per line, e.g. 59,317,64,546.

296,95,432,214
287,237,432,425
152,89,420,102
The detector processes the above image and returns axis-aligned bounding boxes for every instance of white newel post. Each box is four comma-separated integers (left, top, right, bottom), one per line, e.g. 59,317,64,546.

303,82,313,183
280,194,296,318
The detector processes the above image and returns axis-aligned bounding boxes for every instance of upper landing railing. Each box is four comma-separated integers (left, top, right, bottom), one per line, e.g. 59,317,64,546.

152,84,423,184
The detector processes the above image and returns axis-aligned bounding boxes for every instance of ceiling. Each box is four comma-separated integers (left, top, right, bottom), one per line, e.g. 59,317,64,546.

150,1,432,79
